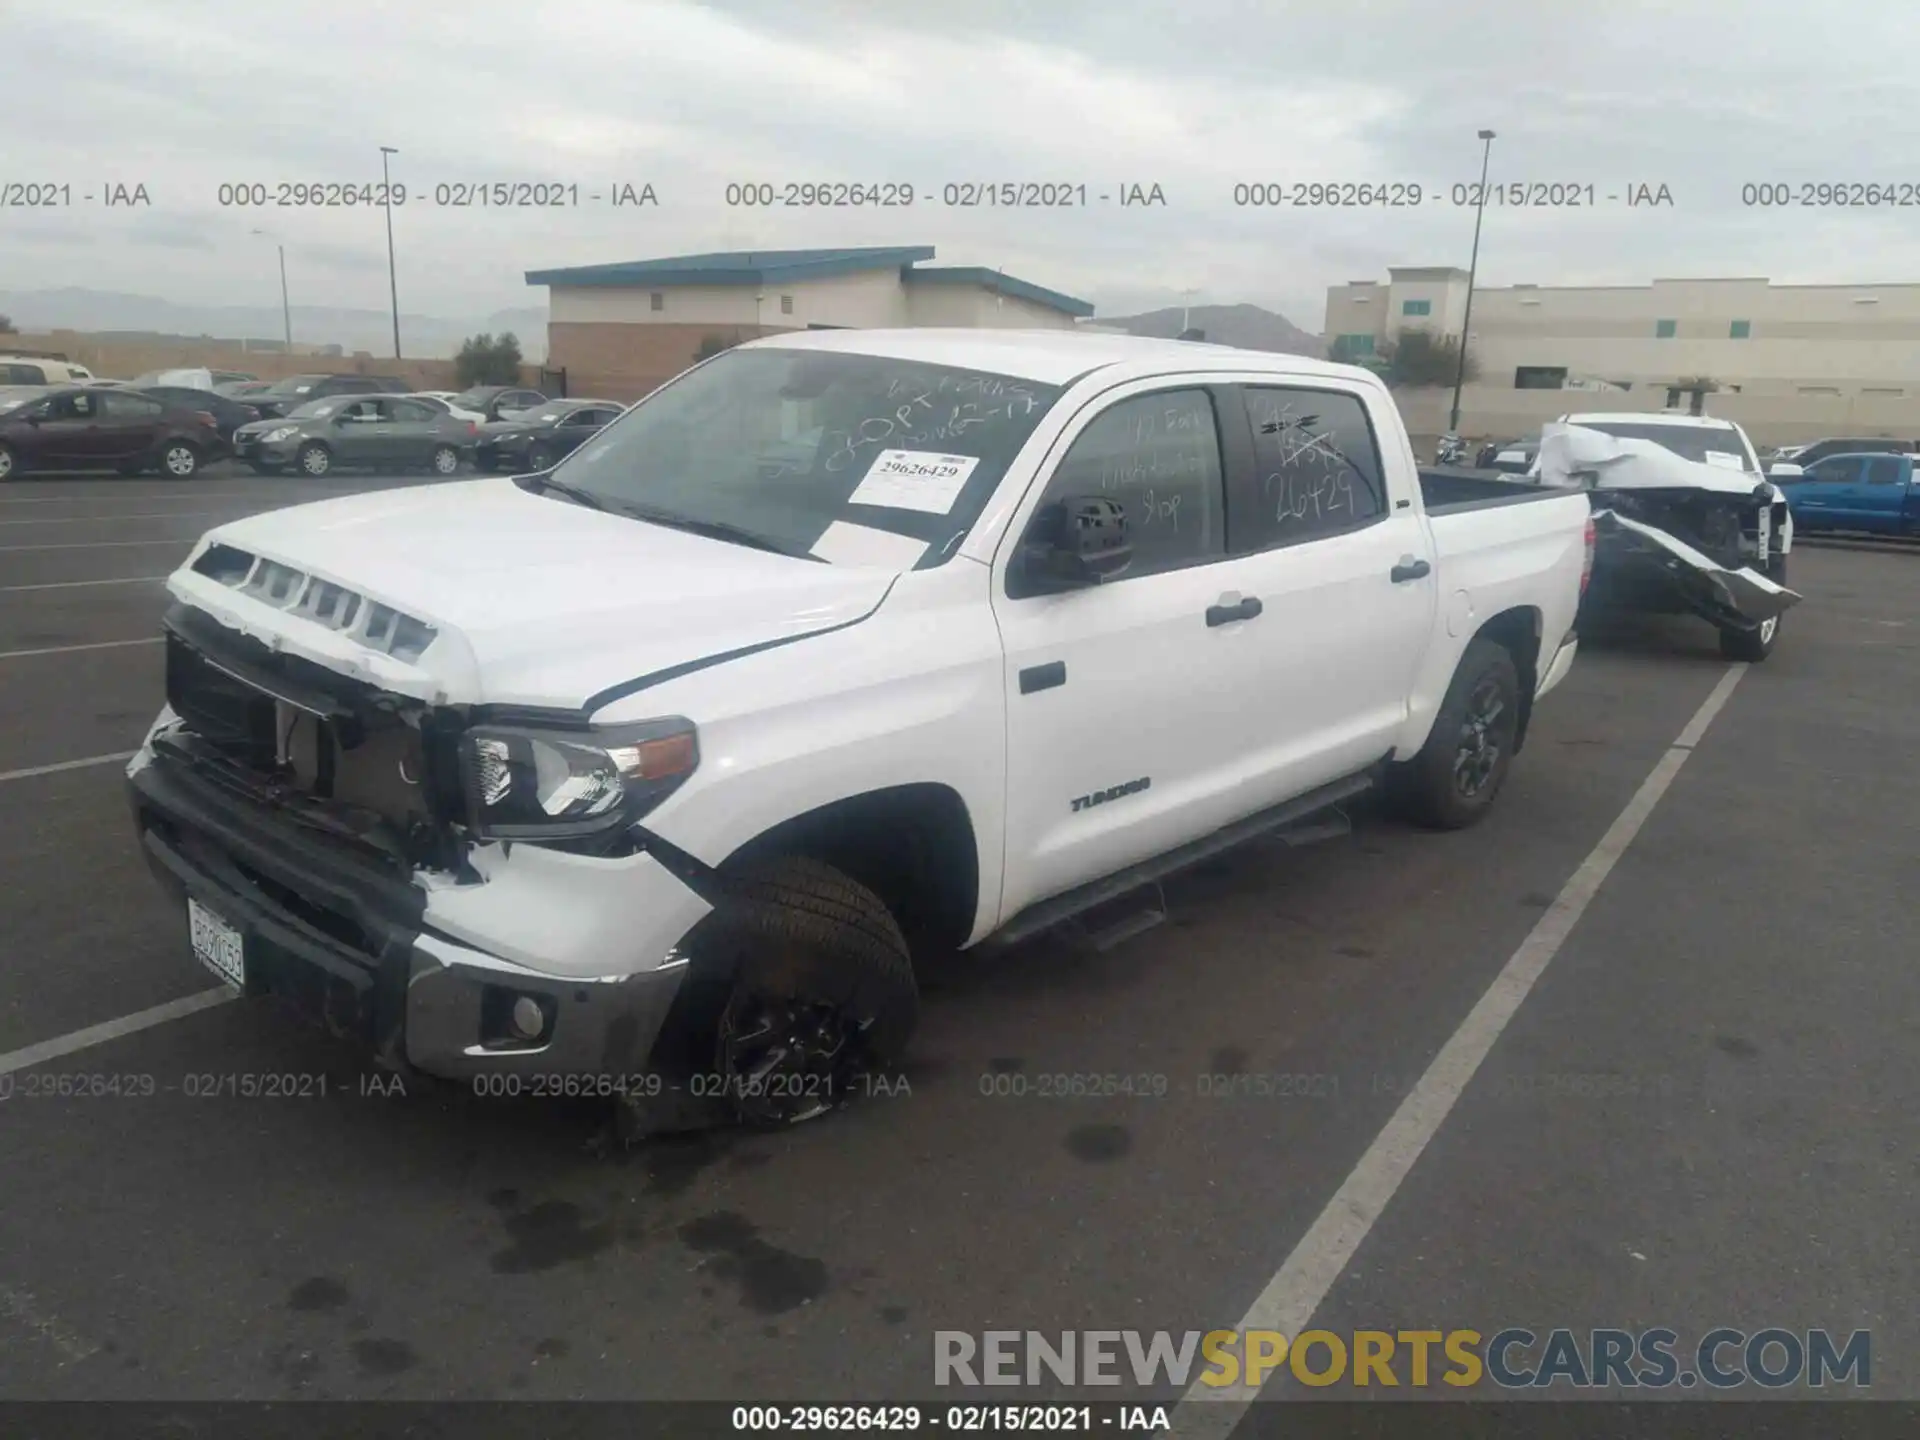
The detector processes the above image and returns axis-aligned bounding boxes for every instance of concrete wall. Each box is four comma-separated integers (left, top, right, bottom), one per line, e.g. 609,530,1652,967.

0,331,544,391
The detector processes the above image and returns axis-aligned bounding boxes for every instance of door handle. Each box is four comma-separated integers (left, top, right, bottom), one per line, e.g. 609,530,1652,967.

1390,557,1432,583
1205,595,1263,627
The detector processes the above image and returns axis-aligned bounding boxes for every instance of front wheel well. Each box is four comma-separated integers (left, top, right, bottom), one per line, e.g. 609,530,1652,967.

720,784,981,959
1471,607,1543,753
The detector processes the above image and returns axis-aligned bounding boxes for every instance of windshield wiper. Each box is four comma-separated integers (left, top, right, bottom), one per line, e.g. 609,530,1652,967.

516,472,606,510
606,502,823,561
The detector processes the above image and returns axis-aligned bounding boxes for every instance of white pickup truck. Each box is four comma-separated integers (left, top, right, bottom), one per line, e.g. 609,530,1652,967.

128,330,1591,1128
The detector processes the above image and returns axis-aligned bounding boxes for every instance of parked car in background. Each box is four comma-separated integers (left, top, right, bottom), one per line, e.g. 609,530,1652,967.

216,380,277,400
0,356,96,384
132,368,256,391
1767,436,1914,471
250,373,409,419
230,394,472,477
448,384,549,423
0,384,224,479
1477,436,1540,474
473,397,625,472
1771,452,1920,537
406,391,487,424
140,385,262,443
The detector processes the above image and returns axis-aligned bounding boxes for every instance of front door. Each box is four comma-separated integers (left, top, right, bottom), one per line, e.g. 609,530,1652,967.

1793,456,1861,529
1857,454,1908,533
994,382,1271,922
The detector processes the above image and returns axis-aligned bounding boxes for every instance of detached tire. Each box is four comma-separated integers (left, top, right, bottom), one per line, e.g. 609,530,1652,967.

1719,553,1786,662
679,855,917,1126
1393,637,1522,830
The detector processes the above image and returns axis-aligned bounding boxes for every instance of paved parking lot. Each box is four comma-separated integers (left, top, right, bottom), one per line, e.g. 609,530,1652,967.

1,470,1913,1413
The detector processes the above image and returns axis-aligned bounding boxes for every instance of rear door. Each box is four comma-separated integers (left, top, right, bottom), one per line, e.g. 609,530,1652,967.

329,399,388,467
98,390,170,461
1857,454,1908,533
1227,382,1437,789
383,397,444,465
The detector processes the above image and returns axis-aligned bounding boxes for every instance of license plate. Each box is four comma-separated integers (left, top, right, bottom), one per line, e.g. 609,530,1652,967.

188,897,246,988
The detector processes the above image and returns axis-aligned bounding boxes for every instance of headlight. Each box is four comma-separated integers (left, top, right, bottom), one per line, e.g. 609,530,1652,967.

262,426,298,442
458,718,697,840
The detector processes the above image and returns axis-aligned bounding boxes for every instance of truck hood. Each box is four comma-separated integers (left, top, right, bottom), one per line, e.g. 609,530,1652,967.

166,477,897,710
1536,423,1778,499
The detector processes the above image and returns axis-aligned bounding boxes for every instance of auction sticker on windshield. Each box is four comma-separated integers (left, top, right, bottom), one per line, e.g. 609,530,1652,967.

847,450,982,514
1703,451,1747,469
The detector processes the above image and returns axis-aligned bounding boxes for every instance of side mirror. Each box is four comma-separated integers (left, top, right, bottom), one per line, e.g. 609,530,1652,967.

1017,495,1133,593
1767,463,1805,480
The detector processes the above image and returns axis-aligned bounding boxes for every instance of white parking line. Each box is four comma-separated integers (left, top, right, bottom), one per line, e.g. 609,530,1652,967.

0,987,238,1078
0,637,162,661
0,510,237,527
0,576,168,593
0,751,137,784
0,538,197,552
1168,663,1750,1437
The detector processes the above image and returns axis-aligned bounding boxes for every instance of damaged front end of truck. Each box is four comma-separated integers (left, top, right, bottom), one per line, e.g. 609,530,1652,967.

1536,424,1802,658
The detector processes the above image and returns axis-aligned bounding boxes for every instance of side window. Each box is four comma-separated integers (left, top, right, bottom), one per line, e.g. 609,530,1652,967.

1030,389,1223,580
6,364,45,384
1863,456,1904,485
1240,386,1386,550
53,391,99,420
102,392,162,420
1807,459,1854,485
386,400,434,423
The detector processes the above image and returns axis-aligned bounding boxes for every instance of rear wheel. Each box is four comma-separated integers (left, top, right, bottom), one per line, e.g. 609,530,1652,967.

296,441,332,477
1392,638,1522,830
159,441,199,478
668,856,918,1127
430,444,461,476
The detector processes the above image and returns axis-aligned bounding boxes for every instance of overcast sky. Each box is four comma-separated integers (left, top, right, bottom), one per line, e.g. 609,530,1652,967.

10,0,1920,332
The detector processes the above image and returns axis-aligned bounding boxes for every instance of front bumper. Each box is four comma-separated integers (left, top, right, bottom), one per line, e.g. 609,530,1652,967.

234,436,300,467
473,440,529,470
126,730,710,1081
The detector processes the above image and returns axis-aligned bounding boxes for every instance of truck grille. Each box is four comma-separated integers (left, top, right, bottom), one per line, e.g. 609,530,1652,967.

190,543,438,661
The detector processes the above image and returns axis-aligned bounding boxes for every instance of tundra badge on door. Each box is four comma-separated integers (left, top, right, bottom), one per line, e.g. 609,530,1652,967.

1072,777,1151,812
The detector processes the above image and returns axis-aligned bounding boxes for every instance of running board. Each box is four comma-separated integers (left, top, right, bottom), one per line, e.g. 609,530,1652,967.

989,770,1378,951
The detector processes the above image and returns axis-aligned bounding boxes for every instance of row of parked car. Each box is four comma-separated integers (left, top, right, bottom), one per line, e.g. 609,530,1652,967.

0,361,626,482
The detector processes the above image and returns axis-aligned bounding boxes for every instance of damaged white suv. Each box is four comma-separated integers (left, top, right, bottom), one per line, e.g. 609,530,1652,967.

1533,412,1800,661
128,329,1590,1130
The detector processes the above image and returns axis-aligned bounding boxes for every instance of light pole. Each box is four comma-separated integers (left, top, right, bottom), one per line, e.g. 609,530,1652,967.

250,228,292,351
379,145,401,358
1180,287,1199,332
1448,128,1496,434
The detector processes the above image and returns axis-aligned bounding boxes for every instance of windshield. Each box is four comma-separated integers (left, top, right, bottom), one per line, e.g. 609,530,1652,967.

264,376,325,396
542,348,1063,563
0,389,45,416
1582,421,1754,470
286,398,343,419
452,388,503,409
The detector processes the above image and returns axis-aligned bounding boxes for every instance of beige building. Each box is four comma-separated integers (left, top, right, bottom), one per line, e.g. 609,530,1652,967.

527,246,1093,401
1325,267,1920,447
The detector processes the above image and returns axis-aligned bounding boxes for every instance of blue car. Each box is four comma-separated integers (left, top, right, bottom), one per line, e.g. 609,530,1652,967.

1771,452,1920,537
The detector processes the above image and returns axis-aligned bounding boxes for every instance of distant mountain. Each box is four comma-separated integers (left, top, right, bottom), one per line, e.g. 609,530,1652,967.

1090,303,1323,356
0,288,548,361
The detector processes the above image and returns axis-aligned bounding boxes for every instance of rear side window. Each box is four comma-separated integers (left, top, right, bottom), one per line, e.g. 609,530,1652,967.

1863,456,1906,485
1239,386,1386,549
4,363,45,384
386,399,437,423
103,392,163,420
1034,388,1224,580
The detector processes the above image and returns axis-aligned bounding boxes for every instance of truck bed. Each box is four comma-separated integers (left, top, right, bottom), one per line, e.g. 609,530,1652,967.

1419,465,1579,514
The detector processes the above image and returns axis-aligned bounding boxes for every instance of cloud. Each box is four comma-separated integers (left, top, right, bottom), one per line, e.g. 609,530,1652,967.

6,0,1919,336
